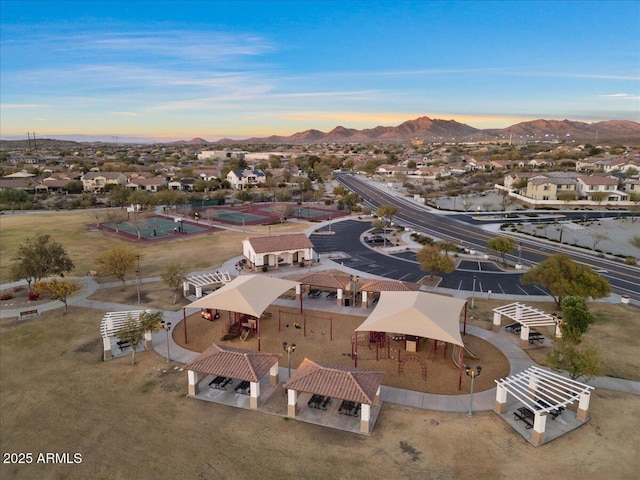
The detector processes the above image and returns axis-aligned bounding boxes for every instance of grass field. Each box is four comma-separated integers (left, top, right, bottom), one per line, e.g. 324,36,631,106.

1,210,639,479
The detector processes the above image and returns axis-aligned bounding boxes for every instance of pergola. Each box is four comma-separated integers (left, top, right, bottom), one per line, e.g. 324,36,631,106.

186,343,281,409
494,366,594,446
100,310,150,361
492,302,561,347
283,358,384,434
183,271,232,298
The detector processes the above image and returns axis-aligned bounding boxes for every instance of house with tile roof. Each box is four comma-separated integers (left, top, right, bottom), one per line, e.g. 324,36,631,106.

242,233,315,269
227,168,266,190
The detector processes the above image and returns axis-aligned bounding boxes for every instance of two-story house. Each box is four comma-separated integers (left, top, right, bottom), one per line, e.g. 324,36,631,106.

226,168,266,190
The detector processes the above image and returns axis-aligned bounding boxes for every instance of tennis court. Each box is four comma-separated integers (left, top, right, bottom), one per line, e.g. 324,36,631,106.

101,215,211,241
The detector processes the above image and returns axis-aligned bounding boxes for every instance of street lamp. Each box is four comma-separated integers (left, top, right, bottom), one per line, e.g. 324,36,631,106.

282,341,296,379
471,275,477,309
464,364,482,417
160,320,172,363
517,242,522,267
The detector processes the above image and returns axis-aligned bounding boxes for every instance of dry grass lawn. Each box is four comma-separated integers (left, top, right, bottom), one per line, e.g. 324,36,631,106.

2,210,640,479
1,305,638,480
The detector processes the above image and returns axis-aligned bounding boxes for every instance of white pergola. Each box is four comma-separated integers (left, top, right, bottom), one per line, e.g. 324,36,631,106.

492,302,561,347
100,310,150,361
183,271,231,298
494,366,594,446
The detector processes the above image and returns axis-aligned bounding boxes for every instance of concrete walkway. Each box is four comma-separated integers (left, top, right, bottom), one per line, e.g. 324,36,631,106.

2,263,638,413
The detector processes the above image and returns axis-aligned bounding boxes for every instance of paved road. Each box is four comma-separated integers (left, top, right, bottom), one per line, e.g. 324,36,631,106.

311,220,546,296
335,174,640,301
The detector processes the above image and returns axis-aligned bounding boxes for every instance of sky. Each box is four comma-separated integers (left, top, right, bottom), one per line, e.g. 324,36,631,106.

1,0,639,141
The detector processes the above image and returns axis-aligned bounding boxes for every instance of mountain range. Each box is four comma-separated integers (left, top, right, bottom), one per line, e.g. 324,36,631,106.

213,117,640,145
2,117,639,147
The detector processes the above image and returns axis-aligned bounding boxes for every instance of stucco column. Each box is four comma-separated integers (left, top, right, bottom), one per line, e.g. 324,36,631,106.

144,330,153,350
270,363,279,386
287,388,298,417
188,370,199,396
492,311,502,332
183,280,190,297
576,392,591,422
362,291,368,308
520,324,530,349
296,284,302,301
373,386,381,406
195,286,203,298
250,381,260,410
360,403,371,434
103,337,112,361
531,412,547,446
337,288,343,306
494,384,508,414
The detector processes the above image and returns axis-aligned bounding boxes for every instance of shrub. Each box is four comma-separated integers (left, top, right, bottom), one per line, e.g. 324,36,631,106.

0,290,14,301
625,256,637,266
262,265,269,272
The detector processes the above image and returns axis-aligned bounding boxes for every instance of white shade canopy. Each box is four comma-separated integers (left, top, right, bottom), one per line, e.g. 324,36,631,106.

186,274,300,318
355,291,466,346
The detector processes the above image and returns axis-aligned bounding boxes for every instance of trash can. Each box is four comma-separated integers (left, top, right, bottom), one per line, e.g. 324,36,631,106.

344,298,350,307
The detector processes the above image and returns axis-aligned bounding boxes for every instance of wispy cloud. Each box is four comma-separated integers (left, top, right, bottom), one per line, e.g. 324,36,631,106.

109,111,138,116
599,93,640,98
1,103,52,109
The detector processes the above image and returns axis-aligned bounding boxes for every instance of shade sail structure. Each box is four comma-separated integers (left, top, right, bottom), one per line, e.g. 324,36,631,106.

185,274,300,318
355,291,466,347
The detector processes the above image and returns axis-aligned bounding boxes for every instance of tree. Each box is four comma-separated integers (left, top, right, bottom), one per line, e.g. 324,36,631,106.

272,203,293,223
105,208,127,232
33,278,79,315
487,237,516,266
128,212,149,240
9,233,75,291
116,311,163,365
108,185,130,207
417,245,455,278
98,246,140,289
0,189,31,212
630,235,640,250
588,231,610,250
546,337,604,380
521,254,610,308
161,262,187,304
559,296,598,343
628,193,640,223
376,204,399,227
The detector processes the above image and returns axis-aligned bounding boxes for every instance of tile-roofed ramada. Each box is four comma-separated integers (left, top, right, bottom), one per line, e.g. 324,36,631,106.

185,344,280,382
283,358,383,405
297,273,351,289
246,233,314,254
360,279,421,292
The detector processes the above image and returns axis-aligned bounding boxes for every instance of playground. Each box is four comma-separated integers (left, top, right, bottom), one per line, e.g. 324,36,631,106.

173,304,509,395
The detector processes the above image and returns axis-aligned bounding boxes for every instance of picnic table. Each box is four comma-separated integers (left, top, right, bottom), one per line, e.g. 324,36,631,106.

514,406,535,429
209,376,232,390
528,331,545,344
536,399,564,419
308,289,322,298
338,400,361,417
117,340,130,351
235,380,250,395
307,394,331,410
505,322,521,334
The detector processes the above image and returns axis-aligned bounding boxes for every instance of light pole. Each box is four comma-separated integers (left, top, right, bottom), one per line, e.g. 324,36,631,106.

160,320,172,363
517,242,522,268
464,364,482,417
235,262,244,276
136,255,141,304
471,275,477,309
282,341,296,379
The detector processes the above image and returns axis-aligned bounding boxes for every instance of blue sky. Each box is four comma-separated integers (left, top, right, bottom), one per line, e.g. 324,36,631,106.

1,0,639,140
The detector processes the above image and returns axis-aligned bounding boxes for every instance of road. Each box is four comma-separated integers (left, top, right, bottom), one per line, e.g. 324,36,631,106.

334,174,640,302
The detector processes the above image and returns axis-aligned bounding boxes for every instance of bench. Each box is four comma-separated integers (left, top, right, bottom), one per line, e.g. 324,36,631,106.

117,340,131,351
514,406,535,429
308,289,322,298
19,309,39,319
307,394,325,409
